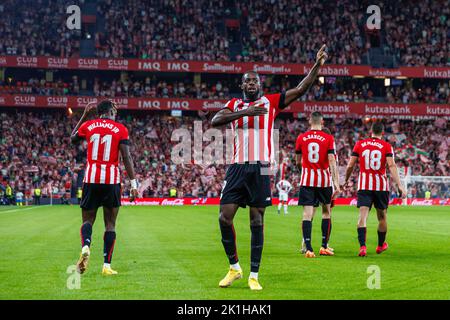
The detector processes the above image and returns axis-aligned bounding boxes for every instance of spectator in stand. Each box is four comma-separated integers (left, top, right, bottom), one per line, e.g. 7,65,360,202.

0,1,447,66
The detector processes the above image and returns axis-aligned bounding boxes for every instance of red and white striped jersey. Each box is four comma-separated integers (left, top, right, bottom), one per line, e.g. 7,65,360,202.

295,130,336,188
77,118,129,184
224,93,284,164
352,137,394,191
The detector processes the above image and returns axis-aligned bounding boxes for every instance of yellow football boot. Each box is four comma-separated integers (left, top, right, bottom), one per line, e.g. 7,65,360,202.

248,277,263,291
219,268,243,288
76,245,90,274
102,265,118,275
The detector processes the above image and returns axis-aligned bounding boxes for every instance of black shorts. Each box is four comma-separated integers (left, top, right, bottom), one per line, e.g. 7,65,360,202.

220,162,272,208
298,186,332,207
357,190,389,210
80,183,121,210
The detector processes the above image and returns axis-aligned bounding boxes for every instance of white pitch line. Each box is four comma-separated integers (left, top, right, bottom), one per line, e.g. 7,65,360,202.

0,206,47,214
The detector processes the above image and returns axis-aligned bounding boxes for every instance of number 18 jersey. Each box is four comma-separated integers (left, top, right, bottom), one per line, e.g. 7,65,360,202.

295,130,336,188
77,119,129,184
352,137,393,191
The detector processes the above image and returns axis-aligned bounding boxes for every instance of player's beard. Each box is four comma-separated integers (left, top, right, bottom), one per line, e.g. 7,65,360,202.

244,88,260,102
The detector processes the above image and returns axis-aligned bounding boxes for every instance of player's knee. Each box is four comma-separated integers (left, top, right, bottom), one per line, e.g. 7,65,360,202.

83,219,94,226
219,213,232,226
104,219,116,231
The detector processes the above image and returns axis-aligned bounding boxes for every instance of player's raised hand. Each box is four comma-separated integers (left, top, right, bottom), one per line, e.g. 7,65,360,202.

316,44,328,66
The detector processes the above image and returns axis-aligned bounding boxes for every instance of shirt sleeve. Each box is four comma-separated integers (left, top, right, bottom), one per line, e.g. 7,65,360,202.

386,143,394,157
328,135,336,155
265,93,285,115
222,99,236,111
352,142,360,157
119,125,130,145
295,135,302,154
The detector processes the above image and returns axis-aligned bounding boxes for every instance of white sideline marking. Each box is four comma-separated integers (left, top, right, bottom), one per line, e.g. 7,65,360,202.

0,206,47,214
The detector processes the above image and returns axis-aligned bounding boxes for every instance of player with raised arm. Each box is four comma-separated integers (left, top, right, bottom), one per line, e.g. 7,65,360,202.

70,100,138,275
295,113,340,258
211,45,328,290
344,122,406,257
276,179,292,215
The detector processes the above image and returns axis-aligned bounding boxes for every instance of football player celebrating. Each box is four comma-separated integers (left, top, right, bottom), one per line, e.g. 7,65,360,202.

344,121,406,257
71,100,138,275
212,45,328,290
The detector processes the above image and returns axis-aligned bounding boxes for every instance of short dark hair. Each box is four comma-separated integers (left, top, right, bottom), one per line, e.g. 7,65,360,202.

371,121,384,135
310,111,323,124
241,70,260,83
97,100,116,115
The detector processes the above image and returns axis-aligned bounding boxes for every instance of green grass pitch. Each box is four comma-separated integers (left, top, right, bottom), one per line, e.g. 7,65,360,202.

0,204,449,300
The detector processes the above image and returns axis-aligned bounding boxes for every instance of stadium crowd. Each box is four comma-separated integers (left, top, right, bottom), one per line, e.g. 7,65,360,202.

1,110,448,204
2,76,449,104
383,0,449,67
0,0,448,67
0,0,79,57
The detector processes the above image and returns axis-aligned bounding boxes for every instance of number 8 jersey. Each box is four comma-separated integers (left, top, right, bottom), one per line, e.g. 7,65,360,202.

77,119,129,184
295,130,336,188
352,137,394,191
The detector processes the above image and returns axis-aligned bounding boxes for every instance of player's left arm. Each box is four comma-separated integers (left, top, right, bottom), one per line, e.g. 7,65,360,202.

328,154,340,196
344,156,357,188
283,44,328,108
386,153,407,198
70,102,96,143
287,182,293,193
294,135,303,173
327,136,340,195
119,130,138,202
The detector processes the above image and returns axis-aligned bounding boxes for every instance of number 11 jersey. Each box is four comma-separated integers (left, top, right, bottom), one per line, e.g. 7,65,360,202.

295,130,336,188
352,137,393,191
77,119,129,184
